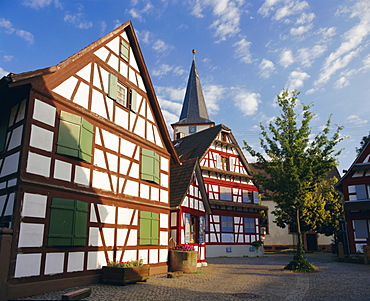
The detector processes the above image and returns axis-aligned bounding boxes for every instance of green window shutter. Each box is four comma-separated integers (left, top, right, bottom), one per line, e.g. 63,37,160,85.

48,198,76,246
79,118,94,163
108,73,118,100
57,111,81,158
120,40,129,61
139,211,159,245
141,148,160,184
48,198,88,246
151,213,159,245
130,89,137,112
73,200,89,245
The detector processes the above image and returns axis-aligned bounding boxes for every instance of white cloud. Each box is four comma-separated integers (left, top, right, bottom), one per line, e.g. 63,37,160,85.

203,84,226,115
273,1,309,21
259,59,275,78
3,55,14,62
0,67,9,77
191,0,245,41
233,89,261,116
64,4,93,29
258,0,284,17
0,18,34,44
297,44,327,67
233,38,252,63
315,0,370,86
334,76,349,89
290,23,313,36
279,49,294,68
296,12,315,24
286,70,310,90
347,115,368,125
153,64,187,78
22,0,62,9
127,3,153,22
152,39,174,53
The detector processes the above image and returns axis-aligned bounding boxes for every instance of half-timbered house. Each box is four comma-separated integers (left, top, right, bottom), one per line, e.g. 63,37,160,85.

335,142,370,254
170,157,211,266
171,56,267,257
0,21,180,299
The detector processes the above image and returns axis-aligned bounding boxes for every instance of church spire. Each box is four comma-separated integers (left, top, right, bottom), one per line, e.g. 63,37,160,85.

171,50,214,139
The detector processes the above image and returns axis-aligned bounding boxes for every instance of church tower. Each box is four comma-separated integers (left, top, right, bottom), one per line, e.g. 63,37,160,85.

171,50,215,140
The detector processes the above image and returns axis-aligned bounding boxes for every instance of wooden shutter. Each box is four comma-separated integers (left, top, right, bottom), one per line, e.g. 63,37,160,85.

220,186,232,201
141,148,160,184
108,73,118,100
120,40,129,61
139,211,159,245
79,118,94,163
48,198,88,246
221,216,233,232
130,89,137,112
73,200,89,245
57,111,81,158
244,217,255,233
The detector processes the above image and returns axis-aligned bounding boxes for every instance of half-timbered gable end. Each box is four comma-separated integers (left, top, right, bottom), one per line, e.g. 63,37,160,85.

173,124,267,257
170,158,211,265
336,142,370,254
0,21,179,299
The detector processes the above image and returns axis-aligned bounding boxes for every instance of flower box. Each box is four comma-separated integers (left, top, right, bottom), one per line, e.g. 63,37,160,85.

101,265,150,285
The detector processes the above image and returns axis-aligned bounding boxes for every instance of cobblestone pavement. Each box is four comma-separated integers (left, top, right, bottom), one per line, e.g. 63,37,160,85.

18,253,370,301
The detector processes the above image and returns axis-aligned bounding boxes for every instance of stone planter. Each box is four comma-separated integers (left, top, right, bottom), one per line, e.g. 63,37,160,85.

101,265,150,285
169,250,197,273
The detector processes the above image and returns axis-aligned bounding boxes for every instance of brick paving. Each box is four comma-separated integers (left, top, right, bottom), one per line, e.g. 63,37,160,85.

18,253,370,301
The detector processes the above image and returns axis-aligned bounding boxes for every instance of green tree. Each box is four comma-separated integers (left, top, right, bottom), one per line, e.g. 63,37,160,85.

356,133,370,155
244,90,344,271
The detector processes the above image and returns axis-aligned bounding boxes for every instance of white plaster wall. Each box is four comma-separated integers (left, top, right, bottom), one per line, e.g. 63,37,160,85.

29,125,53,152
122,249,136,262
149,249,158,264
74,165,90,186
138,249,148,264
87,251,111,270
1,152,19,177
159,249,168,263
33,99,56,127
94,47,109,62
206,245,263,258
14,253,42,277
21,193,47,218
67,252,84,272
97,204,116,224
92,170,110,191
54,160,72,182
318,234,333,245
117,207,136,225
45,253,64,275
18,223,44,247
53,77,78,100
160,231,168,246
124,180,139,197
120,138,136,156
73,81,90,109
26,152,50,177
102,228,115,246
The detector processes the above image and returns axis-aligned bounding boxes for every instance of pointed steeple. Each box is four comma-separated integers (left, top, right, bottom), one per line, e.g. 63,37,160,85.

171,50,214,139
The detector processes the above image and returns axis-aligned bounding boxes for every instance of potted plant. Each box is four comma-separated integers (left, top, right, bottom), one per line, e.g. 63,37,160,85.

169,244,197,273
101,259,150,285
250,240,264,256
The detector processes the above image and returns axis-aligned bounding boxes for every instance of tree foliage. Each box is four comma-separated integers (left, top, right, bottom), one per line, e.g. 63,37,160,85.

356,133,370,155
244,90,344,270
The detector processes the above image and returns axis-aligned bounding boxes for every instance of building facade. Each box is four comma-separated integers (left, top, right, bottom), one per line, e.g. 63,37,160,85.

0,21,179,299
336,142,370,254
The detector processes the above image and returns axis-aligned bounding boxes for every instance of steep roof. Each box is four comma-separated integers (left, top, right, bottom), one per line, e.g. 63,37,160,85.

1,21,180,165
170,158,211,213
335,141,370,191
172,59,213,126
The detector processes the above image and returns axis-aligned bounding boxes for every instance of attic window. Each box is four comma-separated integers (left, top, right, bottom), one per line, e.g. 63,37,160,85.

120,40,129,61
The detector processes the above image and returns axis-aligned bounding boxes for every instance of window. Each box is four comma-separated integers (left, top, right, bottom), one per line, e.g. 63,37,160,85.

108,73,137,112
253,191,259,203
139,211,159,245
141,148,160,184
48,198,88,246
353,220,369,239
244,218,255,233
120,40,129,61
56,111,94,163
220,186,232,201
221,156,230,171
242,190,252,203
355,185,368,200
221,216,233,232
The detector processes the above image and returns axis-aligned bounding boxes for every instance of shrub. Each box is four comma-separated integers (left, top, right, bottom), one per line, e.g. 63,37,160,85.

284,258,316,272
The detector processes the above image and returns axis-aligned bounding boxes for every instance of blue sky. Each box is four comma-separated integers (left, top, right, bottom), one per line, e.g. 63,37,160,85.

1,0,370,175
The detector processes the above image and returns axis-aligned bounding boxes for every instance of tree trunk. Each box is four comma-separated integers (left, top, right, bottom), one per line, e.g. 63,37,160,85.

294,208,305,261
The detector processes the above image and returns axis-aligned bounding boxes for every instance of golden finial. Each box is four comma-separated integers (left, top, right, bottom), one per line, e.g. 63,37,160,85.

192,49,196,60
